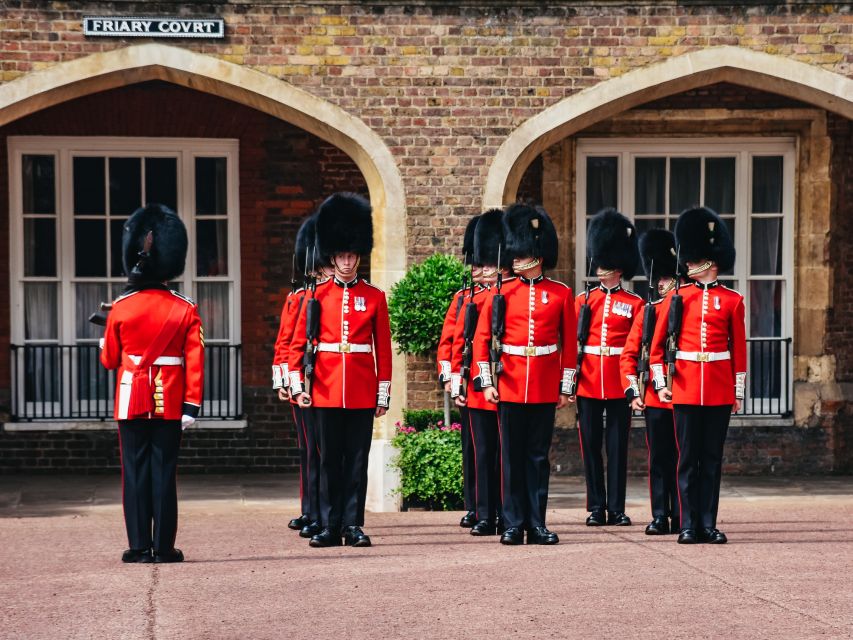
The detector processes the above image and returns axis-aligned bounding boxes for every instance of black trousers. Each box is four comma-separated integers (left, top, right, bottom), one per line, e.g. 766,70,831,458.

576,397,631,513
469,407,501,523
459,405,476,512
644,407,678,520
314,408,374,530
118,419,182,552
498,402,556,530
673,404,731,531
292,405,321,523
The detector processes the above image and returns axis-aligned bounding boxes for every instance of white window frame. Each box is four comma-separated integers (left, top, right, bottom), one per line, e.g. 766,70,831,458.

8,136,241,420
576,137,795,415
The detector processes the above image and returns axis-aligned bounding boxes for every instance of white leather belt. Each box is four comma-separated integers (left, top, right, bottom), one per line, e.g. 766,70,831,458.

128,355,184,366
317,342,372,354
502,344,558,356
676,350,730,362
582,345,623,356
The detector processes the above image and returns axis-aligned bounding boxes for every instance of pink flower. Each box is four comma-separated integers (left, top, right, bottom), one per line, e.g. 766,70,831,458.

437,420,444,426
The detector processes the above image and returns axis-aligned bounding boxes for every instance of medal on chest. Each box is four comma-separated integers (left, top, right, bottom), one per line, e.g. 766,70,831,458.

354,296,367,312
541,291,549,304
714,296,721,311
612,300,633,318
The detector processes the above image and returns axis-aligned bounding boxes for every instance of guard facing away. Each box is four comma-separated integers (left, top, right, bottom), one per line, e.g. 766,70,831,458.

272,214,333,539
650,206,747,545
100,203,204,564
436,215,481,529
619,229,680,535
451,209,512,536
575,208,643,527
473,204,577,545
289,193,392,548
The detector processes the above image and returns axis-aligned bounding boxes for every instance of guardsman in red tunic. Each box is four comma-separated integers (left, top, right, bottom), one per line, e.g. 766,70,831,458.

651,207,746,545
619,229,680,535
451,209,510,536
474,204,577,545
100,204,204,564
272,215,333,539
289,193,392,548
436,215,481,528
575,209,643,527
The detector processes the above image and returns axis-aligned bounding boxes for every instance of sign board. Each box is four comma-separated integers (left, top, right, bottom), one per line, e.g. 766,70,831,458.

83,16,225,38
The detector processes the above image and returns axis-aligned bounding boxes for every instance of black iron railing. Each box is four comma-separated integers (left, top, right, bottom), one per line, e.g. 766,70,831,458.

10,344,242,422
742,337,792,417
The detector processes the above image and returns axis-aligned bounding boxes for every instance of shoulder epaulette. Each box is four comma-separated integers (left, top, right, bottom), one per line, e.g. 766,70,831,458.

622,289,643,300
112,290,141,304
170,289,196,305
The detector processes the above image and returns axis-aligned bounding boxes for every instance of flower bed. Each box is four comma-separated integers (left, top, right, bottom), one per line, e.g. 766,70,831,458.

391,411,463,511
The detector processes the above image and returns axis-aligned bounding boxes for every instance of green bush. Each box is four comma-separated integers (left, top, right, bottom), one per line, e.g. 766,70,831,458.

402,408,461,432
388,253,465,355
391,416,463,510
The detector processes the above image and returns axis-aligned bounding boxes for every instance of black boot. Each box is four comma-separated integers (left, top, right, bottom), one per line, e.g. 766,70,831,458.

699,528,728,544
299,521,323,539
586,510,606,526
343,526,372,547
459,511,477,528
470,520,497,536
526,526,559,545
309,528,343,548
500,527,524,545
288,514,311,531
677,529,699,544
121,548,152,564
153,548,184,563
607,511,632,526
645,516,670,535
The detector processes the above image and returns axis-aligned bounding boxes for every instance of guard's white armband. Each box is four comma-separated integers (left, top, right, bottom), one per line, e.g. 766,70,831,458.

735,372,746,400
477,362,493,388
377,381,391,409
651,364,666,390
289,371,304,396
561,368,577,396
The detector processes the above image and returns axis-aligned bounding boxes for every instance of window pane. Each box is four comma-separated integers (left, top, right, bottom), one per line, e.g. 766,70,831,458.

145,157,178,211
22,155,55,214
110,218,127,277
73,157,106,215
586,156,617,215
634,157,665,215
23,218,56,277
24,282,58,340
705,157,735,214
633,217,667,241
76,283,109,340
196,157,228,215
752,156,783,213
196,281,229,340
669,157,700,214
196,219,229,276
75,219,107,277
751,218,783,276
749,280,783,337
109,157,141,216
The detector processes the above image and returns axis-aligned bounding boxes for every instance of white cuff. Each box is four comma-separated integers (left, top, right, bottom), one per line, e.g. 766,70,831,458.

560,368,577,395
438,360,451,383
651,364,666,390
272,365,283,390
477,362,493,388
377,381,391,408
625,375,640,400
735,372,746,400
450,373,463,398
289,371,304,396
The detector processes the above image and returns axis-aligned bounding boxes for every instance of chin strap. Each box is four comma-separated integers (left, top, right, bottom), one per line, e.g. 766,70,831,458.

659,278,676,296
687,261,713,277
515,258,541,272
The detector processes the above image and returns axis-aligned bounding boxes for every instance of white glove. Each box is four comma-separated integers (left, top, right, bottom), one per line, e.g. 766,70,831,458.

181,414,196,431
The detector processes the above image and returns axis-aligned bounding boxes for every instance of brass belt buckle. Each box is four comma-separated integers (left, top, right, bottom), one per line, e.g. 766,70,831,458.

697,352,710,362
600,346,611,356
339,343,351,353
525,346,537,356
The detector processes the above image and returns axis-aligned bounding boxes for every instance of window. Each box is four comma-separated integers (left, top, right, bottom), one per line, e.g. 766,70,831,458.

9,137,241,420
577,138,794,415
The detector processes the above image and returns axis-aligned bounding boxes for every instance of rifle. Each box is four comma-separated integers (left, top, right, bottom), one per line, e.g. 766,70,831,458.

88,302,113,327
636,260,656,399
458,265,478,396
302,247,320,396
577,259,593,371
489,245,506,386
665,253,684,391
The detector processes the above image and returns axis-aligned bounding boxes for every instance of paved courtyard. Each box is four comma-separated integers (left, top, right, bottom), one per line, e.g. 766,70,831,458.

1,474,851,639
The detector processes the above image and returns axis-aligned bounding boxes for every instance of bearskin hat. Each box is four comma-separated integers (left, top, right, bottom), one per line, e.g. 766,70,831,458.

674,206,735,273
316,192,373,257
473,208,511,268
122,203,188,283
586,208,640,280
462,215,480,265
502,203,559,269
639,229,678,283
294,215,330,275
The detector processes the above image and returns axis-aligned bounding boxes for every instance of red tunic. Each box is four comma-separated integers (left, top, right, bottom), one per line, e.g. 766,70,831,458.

271,288,305,390
450,285,493,411
436,289,466,384
575,285,644,400
649,281,747,406
473,276,578,404
619,299,668,409
100,288,204,421
288,277,393,409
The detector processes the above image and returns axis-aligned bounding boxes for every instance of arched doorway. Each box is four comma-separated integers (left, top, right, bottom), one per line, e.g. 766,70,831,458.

0,44,407,508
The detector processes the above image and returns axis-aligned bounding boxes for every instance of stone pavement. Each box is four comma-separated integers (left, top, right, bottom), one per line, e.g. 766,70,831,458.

1,474,852,639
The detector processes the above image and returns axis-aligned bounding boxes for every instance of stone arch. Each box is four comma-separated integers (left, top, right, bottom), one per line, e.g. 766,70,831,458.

0,43,406,290
484,46,853,207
